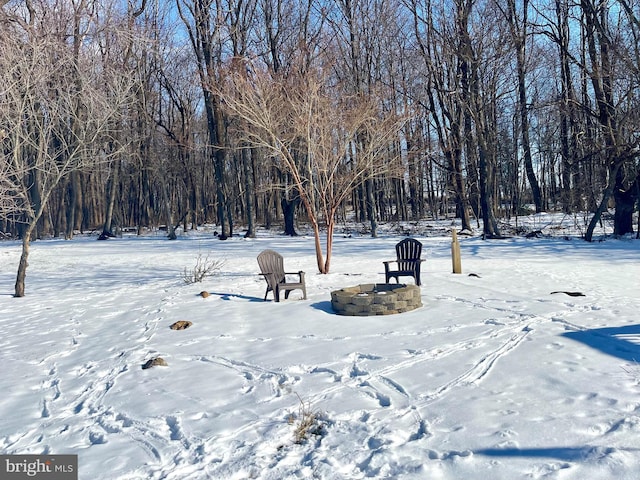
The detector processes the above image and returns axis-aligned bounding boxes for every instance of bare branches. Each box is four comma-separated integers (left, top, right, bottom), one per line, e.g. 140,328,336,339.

221,62,405,209
0,5,136,295
218,58,408,272
131,0,148,18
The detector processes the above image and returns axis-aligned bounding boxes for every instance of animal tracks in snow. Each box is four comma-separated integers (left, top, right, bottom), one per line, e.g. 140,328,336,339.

17,298,564,479
4,235,631,480
303,312,541,411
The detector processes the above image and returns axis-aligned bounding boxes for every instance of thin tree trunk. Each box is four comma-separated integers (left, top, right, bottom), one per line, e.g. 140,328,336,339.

312,219,326,274
585,163,618,241
100,159,120,239
366,177,377,237
14,228,33,297
243,146,256,237
507,0,543,213
325,215,335,273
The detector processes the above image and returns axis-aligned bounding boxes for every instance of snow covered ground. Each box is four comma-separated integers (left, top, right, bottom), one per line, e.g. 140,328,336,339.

1,218,640,479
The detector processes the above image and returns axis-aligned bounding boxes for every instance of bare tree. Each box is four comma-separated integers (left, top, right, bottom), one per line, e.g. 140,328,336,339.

220,63,407,273
0,10,133,296
579,0,640,240
408,0,474,231
176,0,233,239
500,0,544,213
0,129,19,218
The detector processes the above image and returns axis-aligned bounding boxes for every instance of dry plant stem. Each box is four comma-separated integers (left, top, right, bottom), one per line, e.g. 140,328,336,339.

292,393,323,444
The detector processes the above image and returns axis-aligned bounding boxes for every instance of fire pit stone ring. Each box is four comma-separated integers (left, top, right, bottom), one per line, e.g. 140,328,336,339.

331,283,422,316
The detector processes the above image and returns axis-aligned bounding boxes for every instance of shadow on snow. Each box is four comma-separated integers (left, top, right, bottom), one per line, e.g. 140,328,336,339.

475,446,634,461
562,324,640,362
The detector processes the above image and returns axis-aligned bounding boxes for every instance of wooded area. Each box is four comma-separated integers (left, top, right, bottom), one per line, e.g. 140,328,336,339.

1,0,639,294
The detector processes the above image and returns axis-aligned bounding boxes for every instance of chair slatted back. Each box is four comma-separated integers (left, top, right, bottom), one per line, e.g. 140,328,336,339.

396,238,422,271
257,249,286,287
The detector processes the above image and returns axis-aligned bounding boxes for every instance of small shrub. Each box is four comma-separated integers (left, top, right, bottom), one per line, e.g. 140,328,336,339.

182,253,225,284
291,393,326,444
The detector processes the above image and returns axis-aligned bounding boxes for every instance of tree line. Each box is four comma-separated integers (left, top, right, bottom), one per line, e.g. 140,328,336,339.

1,0,639,295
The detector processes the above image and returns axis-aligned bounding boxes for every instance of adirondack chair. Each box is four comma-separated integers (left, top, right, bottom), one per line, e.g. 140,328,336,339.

383,238,424,286
257,249,307,302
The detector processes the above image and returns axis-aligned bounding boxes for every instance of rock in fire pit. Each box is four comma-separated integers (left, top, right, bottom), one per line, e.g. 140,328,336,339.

331,283,422,316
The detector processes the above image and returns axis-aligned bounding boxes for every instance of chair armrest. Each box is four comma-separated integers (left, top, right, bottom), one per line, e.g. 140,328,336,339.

284,271,305,282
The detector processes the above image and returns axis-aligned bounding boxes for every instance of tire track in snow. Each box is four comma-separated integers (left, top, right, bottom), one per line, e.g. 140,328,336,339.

327,290,583,412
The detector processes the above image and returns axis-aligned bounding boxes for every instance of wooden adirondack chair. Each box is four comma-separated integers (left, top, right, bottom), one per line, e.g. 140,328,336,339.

257,249,307,302
383,238,424,286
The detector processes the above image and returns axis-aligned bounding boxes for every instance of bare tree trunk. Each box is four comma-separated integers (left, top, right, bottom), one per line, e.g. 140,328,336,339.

100,159,120,239
478,132,501,237
311,219,326,274
242,146,256,238
457,0,500,237
613,169,637,236
177,0,231,240
505,0,543,213
14,227,34,297
581,0,631,240
212,98,231,239
282,197,299,236
365,177,378,237
585,163,618,241
554,0,578,213
65,171,83,239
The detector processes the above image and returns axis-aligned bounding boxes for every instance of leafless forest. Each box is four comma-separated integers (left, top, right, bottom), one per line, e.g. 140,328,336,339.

1,0,639,293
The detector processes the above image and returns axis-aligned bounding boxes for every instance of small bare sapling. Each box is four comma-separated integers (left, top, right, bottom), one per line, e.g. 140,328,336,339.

182,253,225,284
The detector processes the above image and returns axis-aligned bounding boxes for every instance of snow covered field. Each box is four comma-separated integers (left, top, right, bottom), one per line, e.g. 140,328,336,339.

1,220,640,479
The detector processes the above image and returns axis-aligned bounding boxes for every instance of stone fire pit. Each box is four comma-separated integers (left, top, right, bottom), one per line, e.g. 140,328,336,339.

331,283,422,316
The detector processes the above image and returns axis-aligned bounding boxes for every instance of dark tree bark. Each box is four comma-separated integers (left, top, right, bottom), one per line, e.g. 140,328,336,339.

99,160,119,239
613,169,638,236
409,0,472,231
282,197,299,236
243,146,256,238
457,0,500,237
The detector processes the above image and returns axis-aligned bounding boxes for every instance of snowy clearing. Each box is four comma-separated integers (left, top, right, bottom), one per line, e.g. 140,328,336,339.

1,220,640,479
